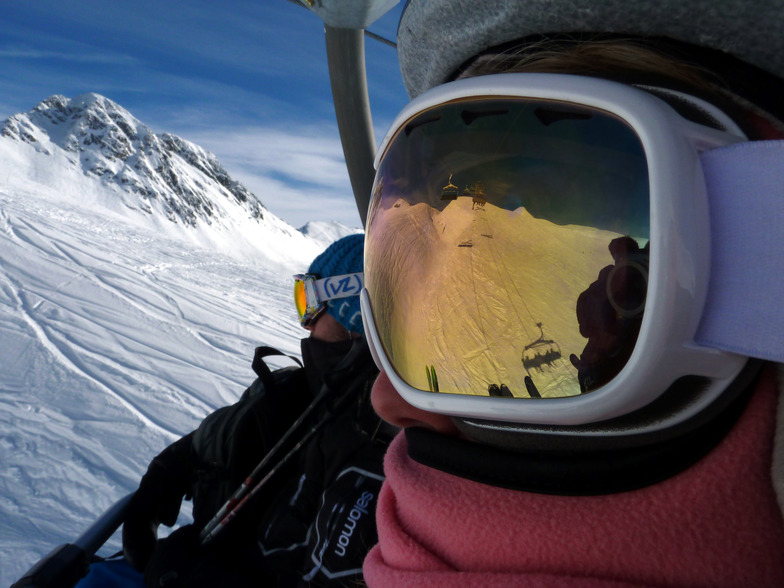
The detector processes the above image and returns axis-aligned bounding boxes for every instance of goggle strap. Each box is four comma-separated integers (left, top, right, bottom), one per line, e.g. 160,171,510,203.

311,272,365,302
696,140,784,362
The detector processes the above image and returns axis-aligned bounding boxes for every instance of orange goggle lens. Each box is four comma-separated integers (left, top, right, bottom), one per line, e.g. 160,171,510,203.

293,275,324,326
294,279,308,319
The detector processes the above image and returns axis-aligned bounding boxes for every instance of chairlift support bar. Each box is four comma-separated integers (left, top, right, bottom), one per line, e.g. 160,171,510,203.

12,493,134,588
291,0,398,226
324,26,377,226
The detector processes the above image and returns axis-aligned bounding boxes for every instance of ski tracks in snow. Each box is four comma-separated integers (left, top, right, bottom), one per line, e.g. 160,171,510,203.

0,185,318,584
1,269,181,439
0,201,186,437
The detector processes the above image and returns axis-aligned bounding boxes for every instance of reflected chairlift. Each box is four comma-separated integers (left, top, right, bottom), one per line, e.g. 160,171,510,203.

441,175,487,211
441,174,459,200
522,322,563,374
464,182,487,210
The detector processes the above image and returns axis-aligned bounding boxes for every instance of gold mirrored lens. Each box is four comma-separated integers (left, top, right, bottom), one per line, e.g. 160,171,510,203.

366,98,649,399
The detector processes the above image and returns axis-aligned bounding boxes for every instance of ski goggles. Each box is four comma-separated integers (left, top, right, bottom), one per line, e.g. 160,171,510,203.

294,272,364,326
361,73,761,428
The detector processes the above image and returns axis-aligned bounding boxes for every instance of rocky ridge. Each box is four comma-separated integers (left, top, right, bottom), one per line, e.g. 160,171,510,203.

1,93,266,227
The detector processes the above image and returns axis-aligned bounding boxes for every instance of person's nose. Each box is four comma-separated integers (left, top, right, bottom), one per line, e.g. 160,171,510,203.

371,371,461,435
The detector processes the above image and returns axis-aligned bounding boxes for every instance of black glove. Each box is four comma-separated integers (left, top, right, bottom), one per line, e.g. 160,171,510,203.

123,433,196,571
143,525,201,587
144,525,255,588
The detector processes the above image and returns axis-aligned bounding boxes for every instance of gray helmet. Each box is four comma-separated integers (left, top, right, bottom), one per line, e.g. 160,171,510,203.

398,0,784,98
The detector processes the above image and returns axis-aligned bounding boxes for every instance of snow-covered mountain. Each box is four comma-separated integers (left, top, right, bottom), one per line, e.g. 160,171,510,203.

299,220,363,250
0,93,360,265
2,93,267,227
0,95,362,585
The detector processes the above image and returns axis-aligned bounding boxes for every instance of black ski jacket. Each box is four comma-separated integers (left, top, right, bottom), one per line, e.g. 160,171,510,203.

140,336,393,587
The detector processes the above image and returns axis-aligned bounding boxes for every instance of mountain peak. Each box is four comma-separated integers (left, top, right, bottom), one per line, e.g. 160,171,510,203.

1,93,266,227
36,92,106,112
298,220,363,249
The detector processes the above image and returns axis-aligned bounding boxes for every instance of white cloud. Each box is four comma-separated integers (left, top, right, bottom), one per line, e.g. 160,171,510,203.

239,174,363,230
0,47,138,65
185,124,365,229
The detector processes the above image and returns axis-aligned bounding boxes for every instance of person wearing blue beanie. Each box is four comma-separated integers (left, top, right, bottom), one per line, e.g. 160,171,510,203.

75,231,392,588
305,233,364,335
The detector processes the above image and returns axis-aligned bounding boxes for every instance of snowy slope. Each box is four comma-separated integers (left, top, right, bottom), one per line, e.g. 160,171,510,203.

0,96,360,584
366,196,622,399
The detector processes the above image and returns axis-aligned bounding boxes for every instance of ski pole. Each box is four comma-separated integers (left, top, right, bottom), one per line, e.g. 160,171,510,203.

197,382,333,543
199,415,327,546
199,377,363,545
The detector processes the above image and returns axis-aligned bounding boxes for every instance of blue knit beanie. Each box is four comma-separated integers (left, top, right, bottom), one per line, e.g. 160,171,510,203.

307,233,365,334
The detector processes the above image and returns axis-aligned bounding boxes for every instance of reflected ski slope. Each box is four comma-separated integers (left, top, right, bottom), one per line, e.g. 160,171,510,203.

369,196,624,399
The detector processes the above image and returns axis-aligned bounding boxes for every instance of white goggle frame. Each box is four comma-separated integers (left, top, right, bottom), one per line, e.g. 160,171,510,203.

362,73,751,430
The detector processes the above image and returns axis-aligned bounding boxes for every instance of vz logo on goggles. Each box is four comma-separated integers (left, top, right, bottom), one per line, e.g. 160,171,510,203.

320,273,364,301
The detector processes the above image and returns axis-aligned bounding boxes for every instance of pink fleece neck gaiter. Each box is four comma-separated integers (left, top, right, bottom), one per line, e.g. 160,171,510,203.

364,365,784,587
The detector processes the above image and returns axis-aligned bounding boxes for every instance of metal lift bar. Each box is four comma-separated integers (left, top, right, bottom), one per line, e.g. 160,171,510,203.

324,25,377,227
12,493,134,588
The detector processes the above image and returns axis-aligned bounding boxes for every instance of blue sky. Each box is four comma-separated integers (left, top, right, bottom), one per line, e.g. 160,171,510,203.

0,1,409,229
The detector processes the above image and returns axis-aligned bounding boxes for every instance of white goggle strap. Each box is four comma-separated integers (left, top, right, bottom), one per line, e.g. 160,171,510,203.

696,140,784,362
311,272,365,303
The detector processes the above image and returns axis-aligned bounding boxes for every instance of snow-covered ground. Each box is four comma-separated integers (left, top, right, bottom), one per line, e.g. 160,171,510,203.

0,96,360,585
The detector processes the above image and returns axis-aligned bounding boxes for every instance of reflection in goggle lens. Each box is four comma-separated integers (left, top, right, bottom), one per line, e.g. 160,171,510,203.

294,278,313,320
294,280,307,318
365,98,650,400
294,276,324,326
